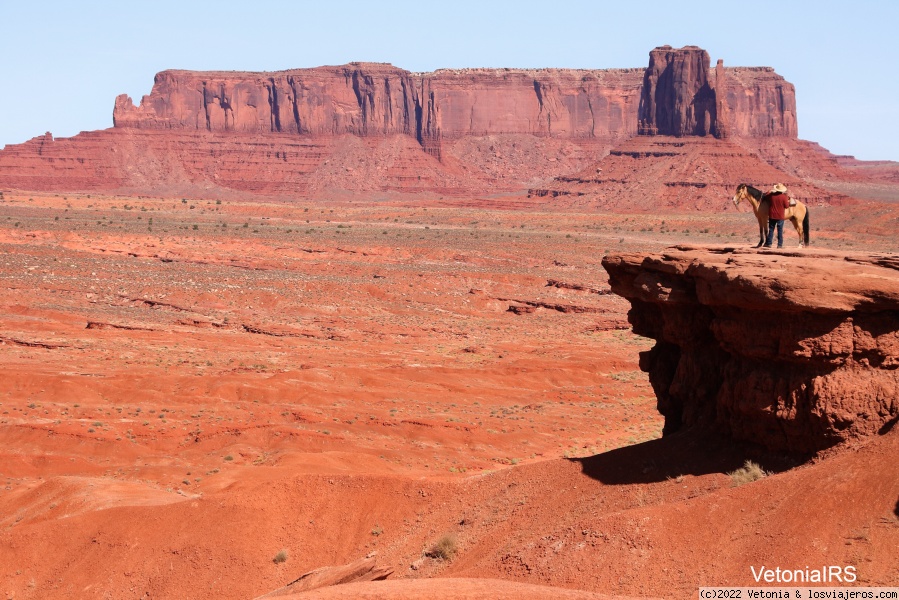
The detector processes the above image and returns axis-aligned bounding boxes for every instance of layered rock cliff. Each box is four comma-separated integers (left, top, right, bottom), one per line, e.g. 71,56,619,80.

113,49,796,146
638,46,722,137
723,66,797,138
113,64,648,157
0,46,805,197
113,64,423,137
603,246,899,453
637,45,796,139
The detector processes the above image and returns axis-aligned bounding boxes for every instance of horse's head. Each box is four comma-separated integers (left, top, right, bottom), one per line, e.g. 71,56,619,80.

732,184,747,208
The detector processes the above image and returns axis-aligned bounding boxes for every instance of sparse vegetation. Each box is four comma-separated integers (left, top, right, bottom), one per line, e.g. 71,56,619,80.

272,549,288,564
728,460,768,486
425,534,458,561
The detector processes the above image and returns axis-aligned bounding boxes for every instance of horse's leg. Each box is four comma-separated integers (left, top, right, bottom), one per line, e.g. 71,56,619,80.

790,214,803,247
756,204,771,248
802,207,810,246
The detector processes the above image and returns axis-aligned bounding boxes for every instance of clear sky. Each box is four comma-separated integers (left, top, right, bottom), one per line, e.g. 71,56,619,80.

1,0,895,161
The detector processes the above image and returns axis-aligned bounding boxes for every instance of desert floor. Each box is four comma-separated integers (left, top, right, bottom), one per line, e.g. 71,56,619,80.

1,191,897,599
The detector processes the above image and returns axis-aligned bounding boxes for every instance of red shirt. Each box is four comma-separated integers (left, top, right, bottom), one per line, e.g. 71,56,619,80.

767,192,791,220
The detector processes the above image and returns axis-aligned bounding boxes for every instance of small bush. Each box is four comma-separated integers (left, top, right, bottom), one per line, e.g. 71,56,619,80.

273,549,288,564
426,534,458,561
728,460,768,486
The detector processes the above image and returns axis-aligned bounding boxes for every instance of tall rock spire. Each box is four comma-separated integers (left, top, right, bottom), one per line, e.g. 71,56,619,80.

638,45,723,138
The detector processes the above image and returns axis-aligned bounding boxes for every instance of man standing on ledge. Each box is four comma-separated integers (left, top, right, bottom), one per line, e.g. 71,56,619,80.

764,183,792,248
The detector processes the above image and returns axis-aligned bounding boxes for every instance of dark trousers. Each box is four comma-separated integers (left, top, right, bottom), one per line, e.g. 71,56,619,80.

765,219,784,247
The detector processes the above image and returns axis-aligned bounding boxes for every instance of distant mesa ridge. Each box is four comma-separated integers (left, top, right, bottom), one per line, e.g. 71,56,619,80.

112,45,796,142
0,45,811,198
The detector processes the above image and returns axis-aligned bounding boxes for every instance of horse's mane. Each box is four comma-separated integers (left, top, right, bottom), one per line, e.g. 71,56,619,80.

738,183,765,202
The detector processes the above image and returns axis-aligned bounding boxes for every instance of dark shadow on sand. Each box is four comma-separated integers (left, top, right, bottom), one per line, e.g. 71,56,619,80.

569,429,811,485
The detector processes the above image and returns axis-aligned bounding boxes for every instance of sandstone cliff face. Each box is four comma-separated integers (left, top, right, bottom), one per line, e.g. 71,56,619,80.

114,64,421,137
603,246,899,453
113,53,795,145
416,68,644,152
637,46,796,138
639,46,720,137
724,67,797,138
1,46,805,196
114,65,647,156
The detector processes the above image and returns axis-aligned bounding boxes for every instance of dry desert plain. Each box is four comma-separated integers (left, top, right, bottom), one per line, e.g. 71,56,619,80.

1,191,898,599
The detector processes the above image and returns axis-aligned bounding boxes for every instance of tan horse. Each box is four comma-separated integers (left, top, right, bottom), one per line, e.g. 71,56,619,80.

733,184,810,248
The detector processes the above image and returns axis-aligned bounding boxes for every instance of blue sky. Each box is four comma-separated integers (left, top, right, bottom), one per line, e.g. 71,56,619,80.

1,0,895,161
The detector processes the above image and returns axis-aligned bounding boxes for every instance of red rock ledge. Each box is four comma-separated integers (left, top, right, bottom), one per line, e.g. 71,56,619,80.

602,245,899,453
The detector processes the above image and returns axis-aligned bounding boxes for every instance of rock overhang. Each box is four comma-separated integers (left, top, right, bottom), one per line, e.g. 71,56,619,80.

603,245,899,452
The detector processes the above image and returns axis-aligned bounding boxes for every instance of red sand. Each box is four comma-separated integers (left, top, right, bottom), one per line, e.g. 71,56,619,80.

1,192,897,599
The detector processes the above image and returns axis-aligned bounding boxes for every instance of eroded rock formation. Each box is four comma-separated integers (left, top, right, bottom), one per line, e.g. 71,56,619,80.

113,65,423,137
638,46,722,137
254,556,392,598
636,45,797,139
113,65,646,155
528,135,853,210
602,246,899,453
0,46,806,197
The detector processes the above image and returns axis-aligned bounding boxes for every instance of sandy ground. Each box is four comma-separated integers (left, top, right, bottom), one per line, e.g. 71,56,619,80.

0,191,897,599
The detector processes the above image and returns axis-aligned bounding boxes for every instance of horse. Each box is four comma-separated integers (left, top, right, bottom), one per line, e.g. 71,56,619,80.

733,184,810,248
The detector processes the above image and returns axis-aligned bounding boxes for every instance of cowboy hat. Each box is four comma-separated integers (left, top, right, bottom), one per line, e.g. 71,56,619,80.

770,183,788,194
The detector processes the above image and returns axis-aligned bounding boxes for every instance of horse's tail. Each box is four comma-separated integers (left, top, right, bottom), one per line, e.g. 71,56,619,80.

803,208,810,246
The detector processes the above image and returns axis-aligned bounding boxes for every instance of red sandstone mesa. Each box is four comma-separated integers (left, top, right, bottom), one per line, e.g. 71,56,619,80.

0,46,814,198
110,47,795,143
